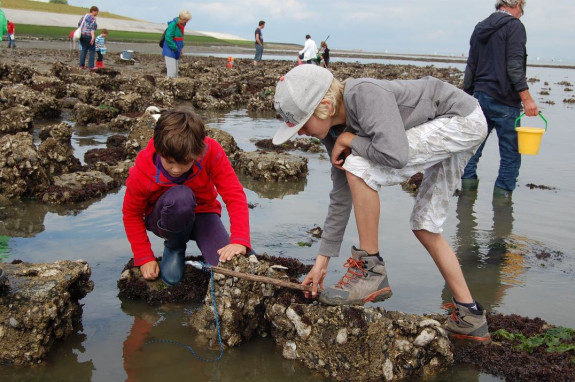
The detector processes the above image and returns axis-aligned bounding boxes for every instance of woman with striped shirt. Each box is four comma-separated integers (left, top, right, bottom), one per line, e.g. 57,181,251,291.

78,5,99,70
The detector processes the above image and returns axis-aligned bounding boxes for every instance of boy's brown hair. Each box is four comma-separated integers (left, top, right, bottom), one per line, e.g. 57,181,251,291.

153,106,206,163
101,28,108,35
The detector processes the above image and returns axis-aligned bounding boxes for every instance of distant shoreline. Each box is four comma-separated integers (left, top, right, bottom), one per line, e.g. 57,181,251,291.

4,7,573,70
14,36,575,70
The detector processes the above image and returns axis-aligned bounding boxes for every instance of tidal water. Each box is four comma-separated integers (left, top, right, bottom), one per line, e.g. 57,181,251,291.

1,63,574,382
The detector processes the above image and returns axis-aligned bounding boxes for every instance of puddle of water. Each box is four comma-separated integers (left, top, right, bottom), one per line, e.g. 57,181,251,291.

1,65,574,381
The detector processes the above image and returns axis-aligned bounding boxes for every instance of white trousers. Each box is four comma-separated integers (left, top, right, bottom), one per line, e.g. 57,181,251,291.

165,56,179,78
343,105,487,233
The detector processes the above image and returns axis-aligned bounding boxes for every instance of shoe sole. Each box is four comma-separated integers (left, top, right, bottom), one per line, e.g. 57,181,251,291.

319,287,392,306
363,287,392,303
449,333,492,345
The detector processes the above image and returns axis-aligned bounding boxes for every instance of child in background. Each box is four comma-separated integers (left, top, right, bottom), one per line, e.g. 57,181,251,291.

272,65,491,344
6,20,15,48
320,41,330,68
122,106,252,286
95,28,108,68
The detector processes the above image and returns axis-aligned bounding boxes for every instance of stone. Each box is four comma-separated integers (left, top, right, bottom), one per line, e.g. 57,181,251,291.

0,260,93,366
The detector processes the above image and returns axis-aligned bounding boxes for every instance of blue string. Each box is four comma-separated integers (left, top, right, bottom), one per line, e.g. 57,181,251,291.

145,262,224,362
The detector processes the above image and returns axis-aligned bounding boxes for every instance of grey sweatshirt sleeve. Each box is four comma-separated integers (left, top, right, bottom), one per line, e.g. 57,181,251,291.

317,136,353,258
346,82,409,169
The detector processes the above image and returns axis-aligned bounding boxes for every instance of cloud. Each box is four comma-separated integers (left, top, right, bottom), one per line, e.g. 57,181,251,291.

66,0,575,62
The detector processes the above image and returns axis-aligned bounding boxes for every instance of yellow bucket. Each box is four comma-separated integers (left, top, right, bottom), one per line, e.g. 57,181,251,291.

515,112,547,155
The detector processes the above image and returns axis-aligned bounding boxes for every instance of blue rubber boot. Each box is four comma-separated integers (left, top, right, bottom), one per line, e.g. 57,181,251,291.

157,222,192,286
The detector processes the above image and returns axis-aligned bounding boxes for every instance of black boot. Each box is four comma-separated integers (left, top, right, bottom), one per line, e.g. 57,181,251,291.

157,222,192,285
0,267,8,295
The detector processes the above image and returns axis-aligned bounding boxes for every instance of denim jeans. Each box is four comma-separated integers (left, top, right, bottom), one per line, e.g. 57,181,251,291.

462,91,521,191
254,43,263,61
79,35,95,68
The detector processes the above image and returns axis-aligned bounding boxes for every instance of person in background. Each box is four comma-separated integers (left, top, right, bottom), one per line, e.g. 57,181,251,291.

298,34,318,64
78,5,99,70
320,41,330,68
95,28,108,69
6,19,15,48
0,4,7,53
122,106,252,286
162,10,191,78
272,65,491,344
253,20,265,66
461,0,538,199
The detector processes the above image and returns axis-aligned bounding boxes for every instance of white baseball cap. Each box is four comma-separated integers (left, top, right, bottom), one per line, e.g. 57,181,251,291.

273,65,334,145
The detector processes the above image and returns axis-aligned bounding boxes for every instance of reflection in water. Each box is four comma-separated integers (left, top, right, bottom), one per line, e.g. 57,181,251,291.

120,298,323,382
445,191,521,311
238,173,307,199
442,190,520,311
0,196,111,239
0,200,51,238
0,330,95,381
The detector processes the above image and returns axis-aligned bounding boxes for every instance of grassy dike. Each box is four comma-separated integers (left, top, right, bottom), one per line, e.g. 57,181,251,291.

15,24,252,46
2,0,257,47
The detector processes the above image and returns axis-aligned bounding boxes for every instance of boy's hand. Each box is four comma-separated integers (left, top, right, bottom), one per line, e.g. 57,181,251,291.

140,261,159,280
331,132,354,169
302,255,330,299
217,244,247,263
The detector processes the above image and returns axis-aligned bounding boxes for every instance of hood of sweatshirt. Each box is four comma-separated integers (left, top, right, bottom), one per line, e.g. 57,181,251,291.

475,12,517,43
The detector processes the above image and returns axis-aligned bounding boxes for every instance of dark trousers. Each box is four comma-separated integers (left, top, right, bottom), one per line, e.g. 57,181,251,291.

145,185,230,265
79,35,95,68
462,91,521,191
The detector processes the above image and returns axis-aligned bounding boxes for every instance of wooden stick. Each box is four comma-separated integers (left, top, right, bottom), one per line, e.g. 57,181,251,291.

207,265,320,293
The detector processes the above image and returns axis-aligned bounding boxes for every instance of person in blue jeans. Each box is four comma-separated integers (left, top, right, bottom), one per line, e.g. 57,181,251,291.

461,0,538,198
253,20,265,66
78,6,99,70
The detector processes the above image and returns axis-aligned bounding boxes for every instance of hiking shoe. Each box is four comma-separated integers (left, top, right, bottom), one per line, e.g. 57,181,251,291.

318,246,392,306
442,298,491,344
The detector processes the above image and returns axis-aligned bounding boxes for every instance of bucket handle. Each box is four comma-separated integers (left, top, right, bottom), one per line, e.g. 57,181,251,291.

515,112,547,131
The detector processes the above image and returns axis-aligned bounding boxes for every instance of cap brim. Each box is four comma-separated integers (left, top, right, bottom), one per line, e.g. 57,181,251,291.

272,121,305,145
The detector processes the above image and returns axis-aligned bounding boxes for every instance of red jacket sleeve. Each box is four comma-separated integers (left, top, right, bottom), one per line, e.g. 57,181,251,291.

208,142,252,251
122,166,156,266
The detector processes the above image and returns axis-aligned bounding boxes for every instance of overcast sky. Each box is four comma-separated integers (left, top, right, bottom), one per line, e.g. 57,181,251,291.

68,0,575,63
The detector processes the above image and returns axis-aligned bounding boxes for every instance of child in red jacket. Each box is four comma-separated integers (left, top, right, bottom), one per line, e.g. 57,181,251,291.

7,20,16,48
122,106,251,285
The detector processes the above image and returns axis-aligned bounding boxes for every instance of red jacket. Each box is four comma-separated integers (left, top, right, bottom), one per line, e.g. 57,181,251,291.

7,22,15,35
122,137,251,266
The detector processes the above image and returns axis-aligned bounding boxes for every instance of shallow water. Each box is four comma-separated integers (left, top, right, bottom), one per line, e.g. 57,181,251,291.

1,64,574,381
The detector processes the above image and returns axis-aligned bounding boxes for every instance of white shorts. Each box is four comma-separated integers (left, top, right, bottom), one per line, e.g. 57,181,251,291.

343,105,487,233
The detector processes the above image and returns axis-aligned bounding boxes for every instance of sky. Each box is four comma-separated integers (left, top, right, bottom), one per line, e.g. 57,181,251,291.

67,0,575,63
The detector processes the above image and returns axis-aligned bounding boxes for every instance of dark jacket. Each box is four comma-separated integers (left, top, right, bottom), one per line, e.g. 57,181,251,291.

463,11,529,108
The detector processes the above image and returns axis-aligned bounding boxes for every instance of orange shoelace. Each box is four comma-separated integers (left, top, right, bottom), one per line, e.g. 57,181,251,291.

441,302,460,323
335,257,367,288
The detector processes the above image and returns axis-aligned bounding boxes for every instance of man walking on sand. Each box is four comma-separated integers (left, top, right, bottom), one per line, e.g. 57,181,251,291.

254,20,265,66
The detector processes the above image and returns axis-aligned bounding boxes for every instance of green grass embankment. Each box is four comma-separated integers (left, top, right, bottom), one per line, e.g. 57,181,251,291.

2,0,134,20
16,24,254,46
